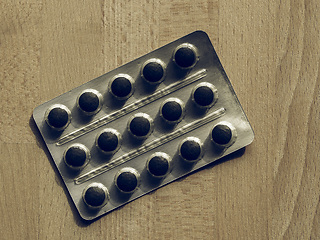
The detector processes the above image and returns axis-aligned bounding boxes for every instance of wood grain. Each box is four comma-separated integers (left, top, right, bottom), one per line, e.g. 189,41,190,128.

1,0,319,239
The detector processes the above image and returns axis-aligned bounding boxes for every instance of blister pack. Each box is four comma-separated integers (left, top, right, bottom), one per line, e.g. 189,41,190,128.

33,31,254,221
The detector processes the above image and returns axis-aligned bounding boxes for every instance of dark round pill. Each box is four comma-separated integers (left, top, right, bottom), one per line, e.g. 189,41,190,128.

161,100,183,122
174,46,197,68
47,107,69,129
84,186,106,207
180,138,202,161
142,61,164,83
129,116,151,137
78,91,100,113
193,86,215,107
211,124,232,145
65,145,87,168
111,76,133,99
116,171,138,193
97,131,119,153
148,156,169,177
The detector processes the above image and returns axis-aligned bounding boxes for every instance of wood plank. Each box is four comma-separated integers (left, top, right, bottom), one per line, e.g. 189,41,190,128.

0,0,319,239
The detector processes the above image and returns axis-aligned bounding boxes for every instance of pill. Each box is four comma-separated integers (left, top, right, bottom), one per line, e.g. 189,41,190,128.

95,128,121,154
146,152,171,178
109,74,134,100
191,82,218,109
45,104,71,131
173,43,198,69
179,137,203,162
159,98,184,124
141,58,166,84
211,122,236,147
63,143,90,170
114,167,140,193
82,183,109,208
128,113,153,139
77,89,102,115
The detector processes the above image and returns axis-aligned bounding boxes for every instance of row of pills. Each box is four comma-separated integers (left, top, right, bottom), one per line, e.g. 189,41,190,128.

63,122,236,171
82,123,237,209
44,81,218,131
43,43,200,131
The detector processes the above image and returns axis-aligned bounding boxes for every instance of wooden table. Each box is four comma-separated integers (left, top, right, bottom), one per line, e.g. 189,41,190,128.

1,1,319,239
